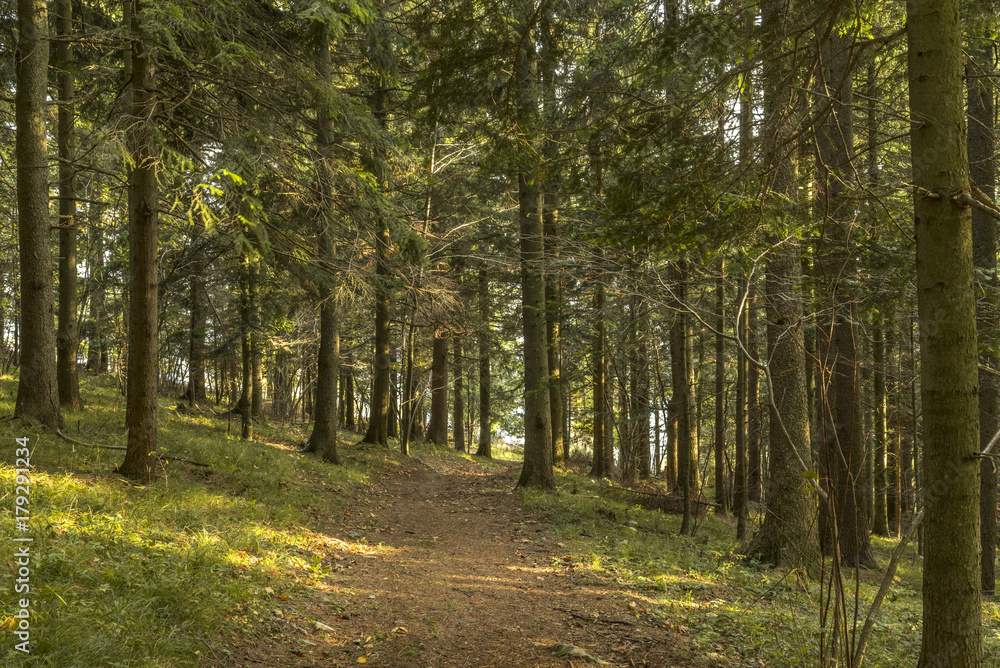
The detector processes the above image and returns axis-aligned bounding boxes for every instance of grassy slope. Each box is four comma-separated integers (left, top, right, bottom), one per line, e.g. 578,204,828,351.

1,373,999,666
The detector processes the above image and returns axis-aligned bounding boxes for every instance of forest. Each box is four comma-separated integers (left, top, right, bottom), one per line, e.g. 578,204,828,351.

1,0,998,664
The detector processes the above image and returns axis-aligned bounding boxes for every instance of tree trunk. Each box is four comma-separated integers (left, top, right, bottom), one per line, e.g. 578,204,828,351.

55,0,82,410
345,354,355,430
873,321,889,537
745,0,814,567
968,0,998,597
361,79,391,447
453,337,465,452
304,19,341,464
714,271,726,515
87,206,108,374
516,168,554,489
239,258,253,441
187,214,208,404
305,238,340,464
544,192,564,466
118,0,158,480
427,325,449,444
735,277,748,538
14,0,63,430
908,0,982,661
746,283,762,503
664,327,678,490
514,13,552,489
673,264,697,535
815,26,873,567
590,283,606,477
476,266,492,457
388,346,399,439
252,279,264,421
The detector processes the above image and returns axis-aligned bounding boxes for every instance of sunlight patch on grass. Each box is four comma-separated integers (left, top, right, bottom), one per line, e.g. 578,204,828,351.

0,374,371,667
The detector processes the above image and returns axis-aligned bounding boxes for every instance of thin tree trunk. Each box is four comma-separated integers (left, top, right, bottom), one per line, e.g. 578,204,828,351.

477,266,492,457
454,337,465,452
55,0,82,410
590,283,606,477
345,354,355,430
746,283,762,503
187,214,207,404
252,279,263,421
239,258,253,441
873,321,889,537
88,216,107,373
714,271,726,515
428,325,449,444
969,0,998,597
544,193,564,466
735,277,748,538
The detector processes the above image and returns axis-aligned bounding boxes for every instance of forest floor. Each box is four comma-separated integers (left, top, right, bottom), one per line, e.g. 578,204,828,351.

7,375,1000,668
223,444,691,667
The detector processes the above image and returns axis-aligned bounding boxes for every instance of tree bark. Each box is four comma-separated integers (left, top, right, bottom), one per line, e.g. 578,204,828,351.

305,237,341,464
476,266,492,457
714,271,726,515
590,283,606,477
968,0,998,597
118,0,158,480
735,277,748,538
516,169,554,489
514,10,553,489
239,258,253,441
908,0,982,662
746,284,762,503
453,337,465,452
14,0,63,430
55,0,83,410
544,192,564,466
745,0,814,566
815,26,873,567
87,208,108,374
361,78,391,446
303,20,342,463
873,321,889,537
427,325,449,444
187,214,208,404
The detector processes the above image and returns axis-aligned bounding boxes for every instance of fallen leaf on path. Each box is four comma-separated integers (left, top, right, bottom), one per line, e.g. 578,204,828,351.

391,626,408,634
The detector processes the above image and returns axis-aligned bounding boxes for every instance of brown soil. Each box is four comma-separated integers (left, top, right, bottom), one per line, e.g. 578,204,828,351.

219,445,692,667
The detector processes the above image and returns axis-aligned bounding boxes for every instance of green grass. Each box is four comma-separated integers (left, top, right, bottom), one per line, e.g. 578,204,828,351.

0,373,369,667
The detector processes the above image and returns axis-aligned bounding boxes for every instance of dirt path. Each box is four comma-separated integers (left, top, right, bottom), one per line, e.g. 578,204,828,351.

226,448,688,667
